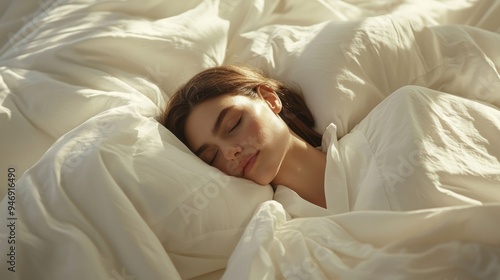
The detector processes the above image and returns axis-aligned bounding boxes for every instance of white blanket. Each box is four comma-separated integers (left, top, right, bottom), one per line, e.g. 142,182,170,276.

276,87,500,217
337,87,500,212
224,201,500,280
1,0,499,279
250,87,500,279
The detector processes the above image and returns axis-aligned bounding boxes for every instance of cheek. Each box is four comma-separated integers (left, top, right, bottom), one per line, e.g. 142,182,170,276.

232,114,263,151
219,160,238,177
242,118,269,151
251,115,282,146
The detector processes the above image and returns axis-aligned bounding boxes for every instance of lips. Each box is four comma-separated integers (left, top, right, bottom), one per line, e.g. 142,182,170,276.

240,151,259,176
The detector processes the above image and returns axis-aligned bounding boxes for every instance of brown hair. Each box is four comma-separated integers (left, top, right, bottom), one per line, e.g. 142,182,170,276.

158,65,322,148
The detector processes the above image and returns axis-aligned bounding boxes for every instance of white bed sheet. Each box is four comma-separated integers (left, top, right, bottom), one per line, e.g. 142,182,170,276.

1,0,499,279
224,200,500,280
261,86,500,279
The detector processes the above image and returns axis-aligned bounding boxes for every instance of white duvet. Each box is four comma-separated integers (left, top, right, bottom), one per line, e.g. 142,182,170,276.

248,87,500,279
224,201,500,280
276,87,500,217
1,0,499,279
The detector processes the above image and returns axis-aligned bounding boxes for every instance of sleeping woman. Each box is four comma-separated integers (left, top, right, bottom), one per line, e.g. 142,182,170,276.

160,65,328,207
159,65,500,213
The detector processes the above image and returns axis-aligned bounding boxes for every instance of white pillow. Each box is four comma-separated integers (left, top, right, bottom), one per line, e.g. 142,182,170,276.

11,106,273,279
0,0,229,198
229,15,500,137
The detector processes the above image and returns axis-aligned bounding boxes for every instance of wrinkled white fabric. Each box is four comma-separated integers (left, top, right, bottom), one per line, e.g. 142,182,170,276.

337,87,500,212
232,88,500,279
1,0,499,279
224,200,500,280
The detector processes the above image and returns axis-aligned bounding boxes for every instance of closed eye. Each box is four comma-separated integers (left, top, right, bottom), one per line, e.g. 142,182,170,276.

229,116,241,133
209,149,219,165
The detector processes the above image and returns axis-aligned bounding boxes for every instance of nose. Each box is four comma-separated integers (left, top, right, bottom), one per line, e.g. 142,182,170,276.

221,142,242,161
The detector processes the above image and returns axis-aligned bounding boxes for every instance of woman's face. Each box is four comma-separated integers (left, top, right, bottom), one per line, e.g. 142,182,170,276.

184,87,291,185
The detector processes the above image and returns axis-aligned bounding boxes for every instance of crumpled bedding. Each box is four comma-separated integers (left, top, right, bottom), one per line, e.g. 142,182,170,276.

0,0,499,279
224,200,500,280
276,86,500,216
262,86,500,279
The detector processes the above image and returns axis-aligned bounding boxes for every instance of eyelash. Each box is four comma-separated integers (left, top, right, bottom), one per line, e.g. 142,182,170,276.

209,150,218,165
229,116,241,133
209,116,241,165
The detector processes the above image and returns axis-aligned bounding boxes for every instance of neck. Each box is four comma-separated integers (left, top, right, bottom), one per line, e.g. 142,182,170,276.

271,131,327,208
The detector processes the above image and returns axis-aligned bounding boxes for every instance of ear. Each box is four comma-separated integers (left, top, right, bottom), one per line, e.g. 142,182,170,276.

256,85,282,114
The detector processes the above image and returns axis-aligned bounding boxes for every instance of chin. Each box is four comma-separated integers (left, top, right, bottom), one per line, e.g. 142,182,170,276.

248,170,276,186
245,175,267,186
245,153,280,186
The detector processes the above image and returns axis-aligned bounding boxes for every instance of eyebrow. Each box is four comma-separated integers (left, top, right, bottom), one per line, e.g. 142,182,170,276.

194,106,233,156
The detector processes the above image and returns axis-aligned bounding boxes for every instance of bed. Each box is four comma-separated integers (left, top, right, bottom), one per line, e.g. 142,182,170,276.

1,0,499,279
